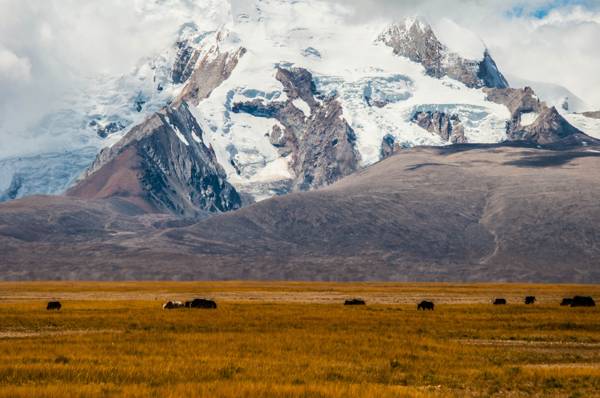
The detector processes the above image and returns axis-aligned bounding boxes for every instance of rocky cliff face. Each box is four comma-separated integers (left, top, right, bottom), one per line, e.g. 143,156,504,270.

412,111,467,144
582,111,600,119
172,39,202,85
69,102,241,216
378,19,509,89
484,86,542,116
517,107,591,145
177,32,247,106
477,50,509,89
380,134,399,159
232,67,361,191
484,87,595,145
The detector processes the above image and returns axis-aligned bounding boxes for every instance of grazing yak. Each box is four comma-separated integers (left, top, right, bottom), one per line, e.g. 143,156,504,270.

525,296,536,305
162,301,185,310
560,298,574,306
570,296,596,307
190,298,217,309
493,298,507,305
344,299,366,306
417,301,434,311
46,301,62,311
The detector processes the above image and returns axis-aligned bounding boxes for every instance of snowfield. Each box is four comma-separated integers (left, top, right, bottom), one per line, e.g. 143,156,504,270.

563,113,600,139
189,0,513,199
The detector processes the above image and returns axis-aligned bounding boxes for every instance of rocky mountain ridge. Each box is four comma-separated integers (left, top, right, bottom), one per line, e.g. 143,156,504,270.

377,18,509,89
484,87,596,146
232,67,361,191
582,110,600,119
68,102,241,216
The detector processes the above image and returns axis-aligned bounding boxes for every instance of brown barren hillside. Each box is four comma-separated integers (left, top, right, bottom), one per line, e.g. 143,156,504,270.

1,144,600,282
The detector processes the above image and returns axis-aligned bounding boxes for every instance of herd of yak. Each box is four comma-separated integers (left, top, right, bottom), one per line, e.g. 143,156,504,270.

345,296,596,311
45,295,596,311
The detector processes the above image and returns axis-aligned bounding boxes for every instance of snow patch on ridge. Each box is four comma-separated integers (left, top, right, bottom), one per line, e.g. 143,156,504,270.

165,116,190,146
292,98,312,117
562,113,600,139
520,112,539,127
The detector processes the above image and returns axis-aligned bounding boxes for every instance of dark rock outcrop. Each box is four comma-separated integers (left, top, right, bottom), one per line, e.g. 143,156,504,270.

380,134,399,159
485,86,542,116
378,19,508,89
485,87,596,146
516,107,590,145
412,111,467,144
172,40,202,84
90,120,128,139
477,50,509,89
232,67,361,191
582,111,600,119
378,20,445,78
177,37,246,106
69,102,241,216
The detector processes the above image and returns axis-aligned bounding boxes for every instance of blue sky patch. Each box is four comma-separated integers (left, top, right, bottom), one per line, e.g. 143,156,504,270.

506,0,595,19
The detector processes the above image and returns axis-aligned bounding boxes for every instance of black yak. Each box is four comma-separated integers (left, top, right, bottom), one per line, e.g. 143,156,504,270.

493,298,507,305
344,299,366,306
46,301,61,311
417,301,434,310
571,296,596,307
560,298,574,306
190,299,217,309
525,296,536,305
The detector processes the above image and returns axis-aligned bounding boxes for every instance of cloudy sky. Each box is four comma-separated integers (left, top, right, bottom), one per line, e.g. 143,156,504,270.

332,0,600,105
0,0,599,156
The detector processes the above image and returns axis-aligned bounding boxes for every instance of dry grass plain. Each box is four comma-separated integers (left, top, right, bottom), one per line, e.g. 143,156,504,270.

0,282,599,397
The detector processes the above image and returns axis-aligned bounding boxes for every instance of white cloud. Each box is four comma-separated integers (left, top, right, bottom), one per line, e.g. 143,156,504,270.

0,47,31,82
0,0,214,154
327,0,600,110
434,18,485,60
474,6,600,109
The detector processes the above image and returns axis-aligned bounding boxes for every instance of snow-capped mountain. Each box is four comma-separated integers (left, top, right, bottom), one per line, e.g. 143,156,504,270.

0,28,191,202
161,1,517,203
0,0,229,202
2,0,598,209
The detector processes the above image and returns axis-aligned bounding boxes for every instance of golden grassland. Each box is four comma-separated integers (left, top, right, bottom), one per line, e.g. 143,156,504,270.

0,282,599,397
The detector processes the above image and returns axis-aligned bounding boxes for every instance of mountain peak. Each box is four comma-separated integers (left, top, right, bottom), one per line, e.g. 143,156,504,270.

378,18,508,89
402,16,432,33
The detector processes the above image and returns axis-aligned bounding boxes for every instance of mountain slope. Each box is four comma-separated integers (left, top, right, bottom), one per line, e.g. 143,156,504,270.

2,144,600,282
156,144,600,282
68,102,241,215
